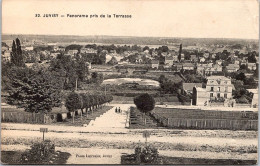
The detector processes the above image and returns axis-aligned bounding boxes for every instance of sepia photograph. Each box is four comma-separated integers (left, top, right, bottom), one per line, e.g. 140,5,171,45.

1,0,259,164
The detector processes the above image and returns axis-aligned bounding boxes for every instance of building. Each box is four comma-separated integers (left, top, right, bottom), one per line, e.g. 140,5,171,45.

192,76,233,106
24,46,34,51
181,53,185,61
206,76,233,99
80,48,97,54
2,50,11,61
203,53,210,59
226,64,239,72
247,63,257,70
182,63,195,71
216,60,223,65
173,55,178,62
199,57,206,62
204,64,223,75
190,54,198,62
247,89,258,108
182,83,202,95
165,56,173,66
67,49,78,55
150,60,159,69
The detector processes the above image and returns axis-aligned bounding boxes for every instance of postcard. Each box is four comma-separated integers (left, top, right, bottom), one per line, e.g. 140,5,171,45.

1,0,259,164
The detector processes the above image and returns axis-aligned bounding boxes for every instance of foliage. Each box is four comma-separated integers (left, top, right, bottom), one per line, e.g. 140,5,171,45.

7,68,62,113
236,96,250,104
107,56,118,65
65,92,82,112
90,72,104,84
65,92,113,111
20,140,55,164
134,145,160,164
134,93,155,113
65,44,82,52
10,38,24,67
49,53,89,90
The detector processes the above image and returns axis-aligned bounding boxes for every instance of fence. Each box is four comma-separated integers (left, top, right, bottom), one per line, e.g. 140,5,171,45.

150,112,258,130
1,111,45,124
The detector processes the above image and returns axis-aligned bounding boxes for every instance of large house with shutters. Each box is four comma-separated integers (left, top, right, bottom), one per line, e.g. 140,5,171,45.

192,76,234,106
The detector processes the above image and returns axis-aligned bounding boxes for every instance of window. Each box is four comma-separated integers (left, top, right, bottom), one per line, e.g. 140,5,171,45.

217,93,220,98
210,93,213,97
218,87,220,92
224,93,227,98
211,87,214,91
225,87,228,92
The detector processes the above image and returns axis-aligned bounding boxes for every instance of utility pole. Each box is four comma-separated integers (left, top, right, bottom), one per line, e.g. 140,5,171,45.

75,77,78,91
105,84,107,95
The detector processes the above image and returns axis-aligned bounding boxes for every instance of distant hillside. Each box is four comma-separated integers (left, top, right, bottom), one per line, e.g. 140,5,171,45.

2,34,258,46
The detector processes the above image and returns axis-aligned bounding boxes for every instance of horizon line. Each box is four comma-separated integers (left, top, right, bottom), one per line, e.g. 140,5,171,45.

2,33,258,41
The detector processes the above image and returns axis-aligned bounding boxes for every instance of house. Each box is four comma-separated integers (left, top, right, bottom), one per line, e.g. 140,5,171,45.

152,51,158,57
80,48,97,54
204,64,222,75
1,46,8,51
190,54,198,62
226,64,239,72
67,49,78,55
216,60,223,65
175,63,183,71
199,57,206,62
25,46,34,51
161,52,168,57
143,50,149,54
181,53,185,61
233,60,240,65
182,83,202,95
173,55,178,62
206,76,233,99
86,62,92,69
192,76,234,106
54,46,65,52
203,53,210,59
240,59,247,66
247,89,258,108
2,50,11,61
247,63,257,70
165,56,173,66
182,63,195,71
211,54,216,59
150,60,159,69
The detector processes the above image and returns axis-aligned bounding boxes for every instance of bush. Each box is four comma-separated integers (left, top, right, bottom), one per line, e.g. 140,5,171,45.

134,145,161,164
20,140,55,164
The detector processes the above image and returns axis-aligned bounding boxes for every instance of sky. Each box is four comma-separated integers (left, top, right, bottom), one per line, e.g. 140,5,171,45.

2,0,259,39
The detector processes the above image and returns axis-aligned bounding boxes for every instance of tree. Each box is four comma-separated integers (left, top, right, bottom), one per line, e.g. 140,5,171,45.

107,56,118,65
65,92,82,123
10,38,24,67
134,93,155,125
248,52,257,63
178,44,182,62
7,68,61,114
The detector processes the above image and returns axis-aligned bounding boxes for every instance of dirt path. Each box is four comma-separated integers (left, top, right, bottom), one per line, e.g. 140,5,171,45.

85,104,130,131
1,145,257,164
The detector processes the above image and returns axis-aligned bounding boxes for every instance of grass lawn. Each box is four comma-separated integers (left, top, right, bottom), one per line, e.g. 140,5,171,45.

1,150,71,164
